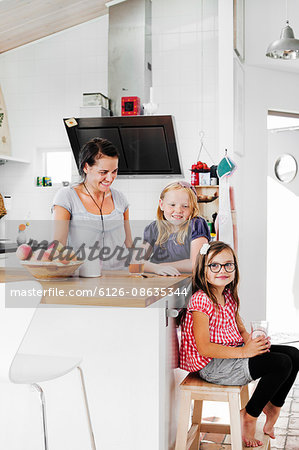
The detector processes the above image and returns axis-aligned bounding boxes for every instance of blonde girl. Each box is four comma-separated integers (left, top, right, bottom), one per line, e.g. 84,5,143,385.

179,241,299,447
143,181,210,276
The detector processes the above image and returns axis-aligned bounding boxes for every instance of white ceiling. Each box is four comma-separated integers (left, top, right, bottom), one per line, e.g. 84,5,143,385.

0,0,108,53
2,0,299,76
246,0,299,73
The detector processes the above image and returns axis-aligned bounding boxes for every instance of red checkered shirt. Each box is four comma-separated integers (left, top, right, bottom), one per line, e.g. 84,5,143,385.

179,289,244,372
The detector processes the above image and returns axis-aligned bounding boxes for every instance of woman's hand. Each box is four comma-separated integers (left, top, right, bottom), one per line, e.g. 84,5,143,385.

241,335,270,358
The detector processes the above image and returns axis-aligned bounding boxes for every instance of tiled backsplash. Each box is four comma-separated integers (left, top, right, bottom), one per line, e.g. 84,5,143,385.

0,0,218,223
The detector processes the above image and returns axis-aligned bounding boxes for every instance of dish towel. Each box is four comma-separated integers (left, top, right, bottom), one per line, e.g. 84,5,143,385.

216,153,237,250
0,193,7,219
218,176,234,248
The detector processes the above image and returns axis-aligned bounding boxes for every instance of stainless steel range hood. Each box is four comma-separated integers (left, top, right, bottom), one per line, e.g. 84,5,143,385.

108,0,152,116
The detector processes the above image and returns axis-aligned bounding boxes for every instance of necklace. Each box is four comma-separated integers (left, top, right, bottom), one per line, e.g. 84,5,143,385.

83,182,105,245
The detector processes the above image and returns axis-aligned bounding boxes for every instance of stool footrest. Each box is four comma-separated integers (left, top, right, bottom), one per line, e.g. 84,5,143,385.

200,423,231,434
186,424,199,449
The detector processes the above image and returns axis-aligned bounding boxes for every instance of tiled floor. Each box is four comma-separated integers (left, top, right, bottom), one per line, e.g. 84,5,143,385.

198,374,299,449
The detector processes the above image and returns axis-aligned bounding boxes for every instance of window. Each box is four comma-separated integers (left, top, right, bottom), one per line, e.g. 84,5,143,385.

45,151,72,184
35,147,77,186
267,111,299,130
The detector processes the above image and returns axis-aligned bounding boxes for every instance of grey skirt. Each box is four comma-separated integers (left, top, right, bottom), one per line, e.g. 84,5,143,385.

199,357,253,386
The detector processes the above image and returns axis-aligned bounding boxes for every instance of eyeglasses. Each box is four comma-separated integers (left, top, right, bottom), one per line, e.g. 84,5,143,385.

206,262,236,273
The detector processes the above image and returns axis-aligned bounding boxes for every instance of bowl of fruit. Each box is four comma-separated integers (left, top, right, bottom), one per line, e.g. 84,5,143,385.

16,242,83,280
191,161,210,173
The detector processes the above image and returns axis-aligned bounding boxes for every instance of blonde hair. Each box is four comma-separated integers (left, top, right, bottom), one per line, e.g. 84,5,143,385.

156,182,200,246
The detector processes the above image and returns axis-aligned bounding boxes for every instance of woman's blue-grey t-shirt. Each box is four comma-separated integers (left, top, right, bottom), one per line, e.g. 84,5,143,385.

52,186,129,270
143,217,210,264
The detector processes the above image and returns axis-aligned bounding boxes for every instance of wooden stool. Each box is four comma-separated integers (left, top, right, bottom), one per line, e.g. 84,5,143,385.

175,373,271,450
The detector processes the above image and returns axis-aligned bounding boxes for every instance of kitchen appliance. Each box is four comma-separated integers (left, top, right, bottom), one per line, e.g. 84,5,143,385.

64,115,183,178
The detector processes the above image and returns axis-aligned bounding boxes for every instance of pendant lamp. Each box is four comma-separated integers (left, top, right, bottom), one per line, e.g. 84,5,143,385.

266,19,299,59
266,0,299,59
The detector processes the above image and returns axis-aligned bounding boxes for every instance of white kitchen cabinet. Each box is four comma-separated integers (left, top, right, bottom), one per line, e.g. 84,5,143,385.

0,282,190,450
0,154,29,165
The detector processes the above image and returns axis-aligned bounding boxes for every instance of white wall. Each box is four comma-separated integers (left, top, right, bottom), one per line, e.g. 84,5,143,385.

234,64,299,325
0,0,219,224
0,16,108,222
229,1,299,325
237,66,299,321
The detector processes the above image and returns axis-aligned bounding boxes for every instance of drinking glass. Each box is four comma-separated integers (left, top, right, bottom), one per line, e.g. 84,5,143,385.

250,320,268,339
129,248,145,276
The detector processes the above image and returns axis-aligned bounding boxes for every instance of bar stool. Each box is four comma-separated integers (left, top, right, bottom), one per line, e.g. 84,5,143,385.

175,372,271,450
0,281,96,450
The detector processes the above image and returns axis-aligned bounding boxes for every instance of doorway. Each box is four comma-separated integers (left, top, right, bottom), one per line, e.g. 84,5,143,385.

267,111,299,334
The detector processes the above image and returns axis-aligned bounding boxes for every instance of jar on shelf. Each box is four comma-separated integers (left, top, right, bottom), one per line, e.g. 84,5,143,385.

191,165,199,186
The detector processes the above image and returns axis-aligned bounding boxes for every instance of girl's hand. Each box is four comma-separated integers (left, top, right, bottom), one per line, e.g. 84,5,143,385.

154,265,181,276
266,336,271,347
241,335,270,358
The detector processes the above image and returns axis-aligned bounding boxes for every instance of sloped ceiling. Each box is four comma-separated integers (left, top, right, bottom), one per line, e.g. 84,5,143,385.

0,0,108,53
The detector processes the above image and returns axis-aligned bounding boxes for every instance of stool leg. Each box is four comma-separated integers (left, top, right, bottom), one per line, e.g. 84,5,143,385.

240,385,249,410
32,383,49,450
189,400,203,450
228,392,242,450
77,366,97,450
175,390,192,450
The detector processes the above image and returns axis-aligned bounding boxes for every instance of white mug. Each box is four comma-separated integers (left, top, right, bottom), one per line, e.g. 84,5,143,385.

79,249,102,278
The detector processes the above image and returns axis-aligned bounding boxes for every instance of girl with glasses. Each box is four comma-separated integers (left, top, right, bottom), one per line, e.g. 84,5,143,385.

179,241,299,447
143,182,210,276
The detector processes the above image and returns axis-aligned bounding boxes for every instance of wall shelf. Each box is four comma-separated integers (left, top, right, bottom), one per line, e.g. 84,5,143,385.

195,185,219,222
0,154,30,165
194,185,219,188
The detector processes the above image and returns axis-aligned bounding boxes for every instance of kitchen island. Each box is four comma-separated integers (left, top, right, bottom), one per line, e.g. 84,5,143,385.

1,267,190,307
0,267,191,450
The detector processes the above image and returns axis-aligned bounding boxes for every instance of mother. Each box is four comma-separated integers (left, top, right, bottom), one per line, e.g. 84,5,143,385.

52,137,133,269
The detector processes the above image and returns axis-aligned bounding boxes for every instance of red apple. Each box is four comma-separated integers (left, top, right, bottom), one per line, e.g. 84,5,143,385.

16,244,32,261
60,258,70,265
31,249,45,261
41,251,54,262
48,241,64,253
59,249,76,263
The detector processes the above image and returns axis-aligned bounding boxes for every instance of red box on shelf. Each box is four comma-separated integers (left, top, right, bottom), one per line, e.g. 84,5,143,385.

121,96,141,116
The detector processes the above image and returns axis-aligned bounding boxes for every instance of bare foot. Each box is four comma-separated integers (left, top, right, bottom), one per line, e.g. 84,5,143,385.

262,402,280,439
240,409,263,447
